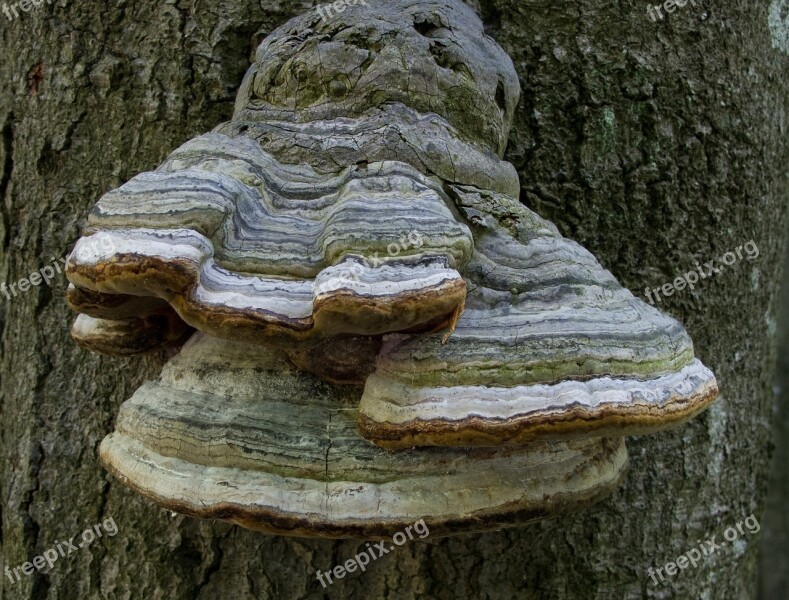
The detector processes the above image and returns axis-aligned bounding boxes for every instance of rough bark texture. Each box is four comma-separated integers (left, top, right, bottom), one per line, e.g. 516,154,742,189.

1,0,787,599
759,216,789,599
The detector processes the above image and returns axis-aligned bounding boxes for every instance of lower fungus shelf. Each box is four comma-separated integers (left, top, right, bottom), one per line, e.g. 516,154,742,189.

99,333,629,539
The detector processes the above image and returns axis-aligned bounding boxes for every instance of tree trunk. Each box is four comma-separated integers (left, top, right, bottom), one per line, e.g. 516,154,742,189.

759,213,789,599
1,0,787,598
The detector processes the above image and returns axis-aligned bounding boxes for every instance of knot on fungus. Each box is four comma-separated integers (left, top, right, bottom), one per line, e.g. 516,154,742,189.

66,0,718,539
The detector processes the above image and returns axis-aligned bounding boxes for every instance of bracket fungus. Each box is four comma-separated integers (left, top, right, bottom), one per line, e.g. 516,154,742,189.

66,0,718,538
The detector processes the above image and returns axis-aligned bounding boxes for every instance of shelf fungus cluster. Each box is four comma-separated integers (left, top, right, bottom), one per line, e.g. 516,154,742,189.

66,0,718,538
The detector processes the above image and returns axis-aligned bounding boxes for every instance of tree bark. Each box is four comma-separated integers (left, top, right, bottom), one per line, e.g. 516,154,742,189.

759,214,789,599
1,1,787,598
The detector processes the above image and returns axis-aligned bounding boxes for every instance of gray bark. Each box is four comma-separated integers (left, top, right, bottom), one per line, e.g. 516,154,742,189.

759,216,789,599
1,0,787,599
